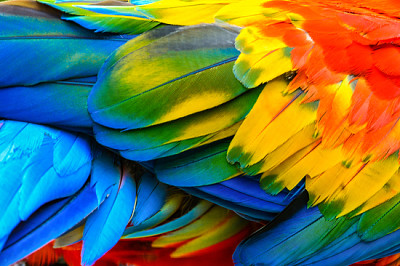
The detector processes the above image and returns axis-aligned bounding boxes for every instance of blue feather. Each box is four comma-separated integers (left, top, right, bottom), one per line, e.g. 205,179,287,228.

0,182,98,265
89,150,121,205
82,162,136,265
0,120,92,250
209,176,291,211
182,187,276,221
123,193,184,236
0,78,94,130
130,172,167,226
124,199,212,238
0,4,129,87
233,192,400,265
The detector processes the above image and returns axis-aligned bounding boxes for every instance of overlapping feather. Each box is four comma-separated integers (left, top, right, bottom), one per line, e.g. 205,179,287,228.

38,0,160,34
0,0,130,87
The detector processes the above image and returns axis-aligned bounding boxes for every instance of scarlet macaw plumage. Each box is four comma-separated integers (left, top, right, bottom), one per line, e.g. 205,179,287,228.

2,0,400,265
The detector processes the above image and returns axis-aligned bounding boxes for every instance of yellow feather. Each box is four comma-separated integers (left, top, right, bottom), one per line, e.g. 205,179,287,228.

215,0,287,26
228,78,317,169
170,214,247,258
352,170,400,216
245,123,317,175
236,27,288,55
307,162,363,207
262,144,346,194
151,206,229,248
318,155,399,218
137,0,238,25
233,47,294,88
260,141,320,194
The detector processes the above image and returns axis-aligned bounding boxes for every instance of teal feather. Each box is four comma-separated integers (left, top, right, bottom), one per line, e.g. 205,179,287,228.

0,2,129,87
154,139,242,187
0,78,94,131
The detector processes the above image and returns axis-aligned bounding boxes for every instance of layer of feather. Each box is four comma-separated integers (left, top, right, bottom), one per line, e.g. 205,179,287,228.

155,139,242,187
0,0,129,87
88,24,245,130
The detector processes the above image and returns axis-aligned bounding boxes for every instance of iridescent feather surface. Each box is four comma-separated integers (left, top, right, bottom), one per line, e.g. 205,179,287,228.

1,0,400,265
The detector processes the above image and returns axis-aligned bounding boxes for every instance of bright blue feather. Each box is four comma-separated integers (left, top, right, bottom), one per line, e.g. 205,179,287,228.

130,172,167,226
0,120,92,250
0,182,98,265
82,161,136,265
90,150,121,206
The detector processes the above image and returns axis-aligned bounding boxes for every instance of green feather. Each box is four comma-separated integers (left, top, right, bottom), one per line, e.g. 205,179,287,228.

88,24,246,131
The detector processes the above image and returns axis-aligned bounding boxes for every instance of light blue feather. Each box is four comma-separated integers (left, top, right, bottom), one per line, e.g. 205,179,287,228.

0,182,98,265
0,120,92,250
82,162,136,265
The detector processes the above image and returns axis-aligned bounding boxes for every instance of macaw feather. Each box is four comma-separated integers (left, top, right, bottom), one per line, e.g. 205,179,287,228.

82,162,136,265
123,193,185,237
152,206,243,249
311,155,399,219
195,177,288,214
351,170,400,216
170,213,247,258
38,0,160,34
0,182,98,265
93,86,262,161
88,24,245,130
136,0,237,25
0,0,129,87
0,120,92,250
359,192,400,241
155,139,242,187
130,172,167,226
182,187,277,221
0,78,94,131
234,47,294,89
112,122,241,161
233,192,357,266
124,200,212,239
227,77,318,171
